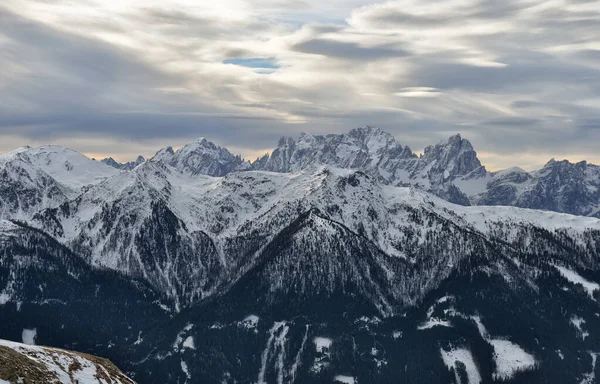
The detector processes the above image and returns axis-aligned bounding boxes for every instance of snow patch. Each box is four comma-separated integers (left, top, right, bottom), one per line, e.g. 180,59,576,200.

182,336,195,350
472,316,536,380
440,347,482,384
418,319,452,330
181,360,191,380
313,337,332,353
238,314,259,330
257,322,289,384
581,352,598,384
554,265,599,299
491,339,537,380
571,316,589,340
334,375,356,384
22,328,36,345
0,292,11,305
312,337,333,373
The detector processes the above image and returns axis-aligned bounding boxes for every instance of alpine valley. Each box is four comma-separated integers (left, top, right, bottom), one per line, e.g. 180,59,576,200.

1,126,600,384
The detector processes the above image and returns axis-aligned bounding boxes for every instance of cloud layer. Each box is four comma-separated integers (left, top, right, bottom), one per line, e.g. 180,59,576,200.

1,0,599,169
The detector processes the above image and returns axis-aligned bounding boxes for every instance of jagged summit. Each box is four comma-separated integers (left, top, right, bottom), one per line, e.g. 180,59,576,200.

150,137,250,176
101,155,146,171
2,128,599,218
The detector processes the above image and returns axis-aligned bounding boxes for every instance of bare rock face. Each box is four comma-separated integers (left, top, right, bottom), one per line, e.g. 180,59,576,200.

0,339,135,384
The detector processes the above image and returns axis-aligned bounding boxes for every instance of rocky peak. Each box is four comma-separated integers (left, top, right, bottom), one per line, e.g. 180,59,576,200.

101,157,121,168
151,137,250,176
101,155,146,171
421,134,484,178
253,126,416,174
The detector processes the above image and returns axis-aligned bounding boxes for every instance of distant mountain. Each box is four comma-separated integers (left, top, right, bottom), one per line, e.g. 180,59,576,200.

151,137,250,176
251,127,483,205
101,155,146,170
250,127,600,216
472,159,600,218
97,127,600,217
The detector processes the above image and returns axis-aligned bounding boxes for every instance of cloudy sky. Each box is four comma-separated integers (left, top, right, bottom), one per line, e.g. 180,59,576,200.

1,0,599,170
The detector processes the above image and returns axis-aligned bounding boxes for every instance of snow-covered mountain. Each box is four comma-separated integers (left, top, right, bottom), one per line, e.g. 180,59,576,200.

18,159,599,312
151,137,250,176
250,126,600,216
101,155,146,170
472,159,600,218
1,131,600,383
0,145,119,220
251,127,484,205
0,338,135,384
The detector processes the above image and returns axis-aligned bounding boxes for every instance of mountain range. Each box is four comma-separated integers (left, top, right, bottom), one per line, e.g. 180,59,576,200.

1,127,599,383
102,126,600,217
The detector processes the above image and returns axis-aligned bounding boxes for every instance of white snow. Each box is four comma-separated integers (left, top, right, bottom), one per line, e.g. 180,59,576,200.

454,174,491,196
182,336,195,350
0,220,19,232
471,316,536,379
334,375,356,384
173,324,195,353
0,292,11,305
554,265,599,299
418,319,452,330
22,328,36,345
238,314,259,329
181,360,191,380
257,322,288,384
21,146,119,189
313,337,333,353
471,316,489,339
581,352,598,384
311,336,333,373
491,339,537,380
289,325,309,384
440,347,482,384
571,316,589,340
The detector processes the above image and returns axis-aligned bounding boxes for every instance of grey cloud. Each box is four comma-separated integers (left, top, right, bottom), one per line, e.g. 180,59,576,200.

482,117,542,127
365,11,456,27
576,118,600,130
353,0,525,28
404,51,600,92
0,8,293,149
576,50,600,61
511,101,537,109
292,38,410,60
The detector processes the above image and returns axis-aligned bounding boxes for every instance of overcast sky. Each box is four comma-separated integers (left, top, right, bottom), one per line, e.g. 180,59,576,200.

1,0,599,170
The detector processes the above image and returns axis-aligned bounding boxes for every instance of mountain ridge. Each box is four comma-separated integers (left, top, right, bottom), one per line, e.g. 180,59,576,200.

88,126,600,216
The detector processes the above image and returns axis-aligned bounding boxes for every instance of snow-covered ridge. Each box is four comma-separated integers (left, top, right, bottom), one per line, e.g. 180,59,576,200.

5,158,597,310
0,338,135,384
4,127,600,218
1,145,119,189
